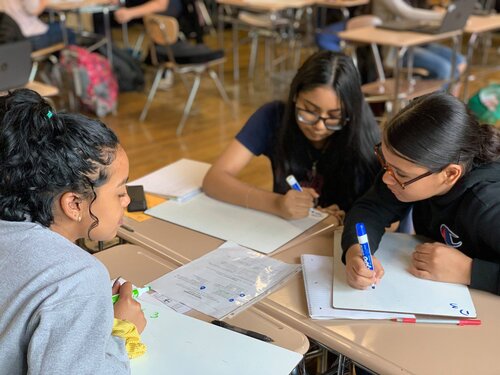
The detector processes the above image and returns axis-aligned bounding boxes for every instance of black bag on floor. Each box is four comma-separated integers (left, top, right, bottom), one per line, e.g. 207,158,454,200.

100,45,145,92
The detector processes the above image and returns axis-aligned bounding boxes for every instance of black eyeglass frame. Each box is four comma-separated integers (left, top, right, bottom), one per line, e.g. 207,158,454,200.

295,106,349,131
374,143,435,190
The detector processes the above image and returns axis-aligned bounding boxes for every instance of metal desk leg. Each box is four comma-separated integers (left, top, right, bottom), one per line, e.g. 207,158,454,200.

463,32,479,101
392,46,407,116
217,4,225,83
232,17,240,82
103,7,113,67
448,34,460,95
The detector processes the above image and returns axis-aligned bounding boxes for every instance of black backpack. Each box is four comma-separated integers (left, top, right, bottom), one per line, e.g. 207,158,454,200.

99,45,145,92
0,12,25,44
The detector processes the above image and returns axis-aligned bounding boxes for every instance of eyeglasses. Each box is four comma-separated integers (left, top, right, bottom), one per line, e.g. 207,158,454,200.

295,106,348,131
374,143,435,190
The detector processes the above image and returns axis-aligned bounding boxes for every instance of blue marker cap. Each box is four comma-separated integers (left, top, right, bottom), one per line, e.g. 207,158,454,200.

356,222,367,237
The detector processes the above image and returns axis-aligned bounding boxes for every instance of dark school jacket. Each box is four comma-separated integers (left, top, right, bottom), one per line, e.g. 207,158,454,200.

341,161,500,295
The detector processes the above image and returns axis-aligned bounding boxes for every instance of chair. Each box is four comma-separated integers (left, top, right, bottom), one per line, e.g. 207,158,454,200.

140,14,229,135
343,15,445,118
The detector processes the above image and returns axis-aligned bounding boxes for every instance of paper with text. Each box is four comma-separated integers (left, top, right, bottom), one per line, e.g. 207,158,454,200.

129,159,210,202
332,233,477,317
302,254,414,320
149,242,301,319
131,298,302,375
146,193,327,254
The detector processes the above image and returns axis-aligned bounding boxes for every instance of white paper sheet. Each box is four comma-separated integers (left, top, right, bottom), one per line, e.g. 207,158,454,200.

301,254,415,320
146,193,328,254
129,159,210,202
332,233,477,317
131,298,303,375
149,242,301,319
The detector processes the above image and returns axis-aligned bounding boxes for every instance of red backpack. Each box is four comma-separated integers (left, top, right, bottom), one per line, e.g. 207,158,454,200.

60,45,118,117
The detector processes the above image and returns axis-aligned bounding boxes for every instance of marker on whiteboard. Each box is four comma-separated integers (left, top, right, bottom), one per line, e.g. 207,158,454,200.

356,222,376,289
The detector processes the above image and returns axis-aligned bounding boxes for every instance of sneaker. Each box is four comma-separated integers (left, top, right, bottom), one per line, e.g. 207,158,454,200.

158,69,174,90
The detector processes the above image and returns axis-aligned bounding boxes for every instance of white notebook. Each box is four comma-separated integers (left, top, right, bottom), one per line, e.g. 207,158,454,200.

332,233,477,318
301,254,414,320
146,193,327,254
131,297,303,375
129,159,210,202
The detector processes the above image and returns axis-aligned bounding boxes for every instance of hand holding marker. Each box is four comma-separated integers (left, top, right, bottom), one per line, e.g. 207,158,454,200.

356,222,376,289
112,286,151,304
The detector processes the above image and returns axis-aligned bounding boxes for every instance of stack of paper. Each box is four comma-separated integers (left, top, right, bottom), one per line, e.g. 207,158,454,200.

331,233,477,318
128,159,210,202
149,242,301,319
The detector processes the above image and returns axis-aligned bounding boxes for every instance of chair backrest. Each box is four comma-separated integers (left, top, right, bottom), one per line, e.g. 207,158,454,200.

144,14,179,46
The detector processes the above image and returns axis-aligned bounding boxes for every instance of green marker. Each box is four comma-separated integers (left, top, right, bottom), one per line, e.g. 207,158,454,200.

112,286,151,304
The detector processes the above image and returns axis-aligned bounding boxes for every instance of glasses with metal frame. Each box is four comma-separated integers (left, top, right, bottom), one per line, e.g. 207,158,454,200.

295,106,349,131
374,143,435,190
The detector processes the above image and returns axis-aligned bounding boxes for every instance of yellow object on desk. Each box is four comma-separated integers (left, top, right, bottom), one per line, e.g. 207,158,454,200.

124,194,166,222
112,319,147,359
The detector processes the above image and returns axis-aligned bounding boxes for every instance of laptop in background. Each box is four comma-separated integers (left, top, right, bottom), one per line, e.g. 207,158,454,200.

0,40,32,91
377,0,475,34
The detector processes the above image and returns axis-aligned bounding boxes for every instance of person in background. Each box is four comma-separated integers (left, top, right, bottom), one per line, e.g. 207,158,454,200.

203,51,381,224
342,92,500,295
0,0,75,50
0,89,146,373
372,0,467,95
113,0,183,25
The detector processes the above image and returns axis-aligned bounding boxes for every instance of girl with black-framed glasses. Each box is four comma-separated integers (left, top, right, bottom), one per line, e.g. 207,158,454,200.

203,51,380,223
342,92,500,295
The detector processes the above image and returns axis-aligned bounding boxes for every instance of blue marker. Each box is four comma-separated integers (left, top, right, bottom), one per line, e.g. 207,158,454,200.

355,222,376,289
286,175,303,192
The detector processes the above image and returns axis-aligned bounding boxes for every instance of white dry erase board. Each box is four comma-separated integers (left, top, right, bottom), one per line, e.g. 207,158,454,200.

332,232,477,318
145,193,327,254
130,298,303,375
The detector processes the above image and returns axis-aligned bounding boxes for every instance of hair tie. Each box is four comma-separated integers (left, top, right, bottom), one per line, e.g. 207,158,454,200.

47,110,53,119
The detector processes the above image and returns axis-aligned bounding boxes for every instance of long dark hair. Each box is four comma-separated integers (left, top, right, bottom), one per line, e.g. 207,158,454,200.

274,51,380,210
385,91,500,173
0,89,119,231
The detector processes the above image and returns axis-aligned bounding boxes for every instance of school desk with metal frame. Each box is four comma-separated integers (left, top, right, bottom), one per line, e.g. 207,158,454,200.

338,26,462,115
94,243,310,363
462,14,500,100
117,215,500,375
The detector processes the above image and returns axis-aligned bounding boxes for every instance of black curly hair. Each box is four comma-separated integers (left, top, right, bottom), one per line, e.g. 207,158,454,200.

0,89,119,233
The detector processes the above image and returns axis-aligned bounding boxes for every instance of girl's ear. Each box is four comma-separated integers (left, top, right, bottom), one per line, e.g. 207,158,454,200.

59,192,83,223
441,164,463,186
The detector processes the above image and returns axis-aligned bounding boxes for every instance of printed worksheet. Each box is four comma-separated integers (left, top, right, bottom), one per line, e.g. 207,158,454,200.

149,242,301,319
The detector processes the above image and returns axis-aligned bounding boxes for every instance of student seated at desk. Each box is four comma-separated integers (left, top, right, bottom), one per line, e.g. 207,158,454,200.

373,0,466,94
203,51,380,222
0,89,146,373
342,92,500,295
0,0,75,50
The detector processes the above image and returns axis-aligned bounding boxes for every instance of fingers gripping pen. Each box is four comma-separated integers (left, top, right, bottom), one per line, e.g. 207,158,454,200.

356,222,376,289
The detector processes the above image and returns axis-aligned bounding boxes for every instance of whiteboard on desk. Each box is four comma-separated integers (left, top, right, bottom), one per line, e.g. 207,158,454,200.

145,193,327,254
130,299,303,375
332,233,476,318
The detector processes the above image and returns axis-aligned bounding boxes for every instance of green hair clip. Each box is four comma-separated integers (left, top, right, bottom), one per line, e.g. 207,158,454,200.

47,110,53,119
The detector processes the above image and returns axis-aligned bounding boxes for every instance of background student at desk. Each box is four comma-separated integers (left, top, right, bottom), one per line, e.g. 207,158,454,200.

203,51,380,223
341,92,500,294
0,89,145,373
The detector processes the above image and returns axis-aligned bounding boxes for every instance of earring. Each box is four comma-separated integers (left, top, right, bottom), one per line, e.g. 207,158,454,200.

77,215,82,223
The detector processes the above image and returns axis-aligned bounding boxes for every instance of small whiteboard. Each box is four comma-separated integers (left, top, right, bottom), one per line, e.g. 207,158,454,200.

130,298,303,375
146,193,327,254
332,233,477,318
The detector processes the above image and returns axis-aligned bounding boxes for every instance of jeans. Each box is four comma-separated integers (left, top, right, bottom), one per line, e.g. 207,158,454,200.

28,22,75,51
403,43,466,80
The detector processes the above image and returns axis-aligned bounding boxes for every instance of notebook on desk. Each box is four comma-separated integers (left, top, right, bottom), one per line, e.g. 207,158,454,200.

377,0,474,34
0,41,32,91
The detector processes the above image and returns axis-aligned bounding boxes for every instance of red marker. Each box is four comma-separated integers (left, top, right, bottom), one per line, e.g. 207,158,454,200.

391,318,481,326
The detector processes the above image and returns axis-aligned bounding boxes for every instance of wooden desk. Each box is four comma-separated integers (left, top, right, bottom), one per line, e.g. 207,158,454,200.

338,26,462,113
117,216,499,374
462,14,500,100
47,0,118,65
95,243,310,357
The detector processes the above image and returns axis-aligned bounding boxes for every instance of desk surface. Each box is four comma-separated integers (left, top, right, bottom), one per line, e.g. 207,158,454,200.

48,0,115,11
95,243,310,356
338,26,461,48
465,14,500,34
118,215,500,375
